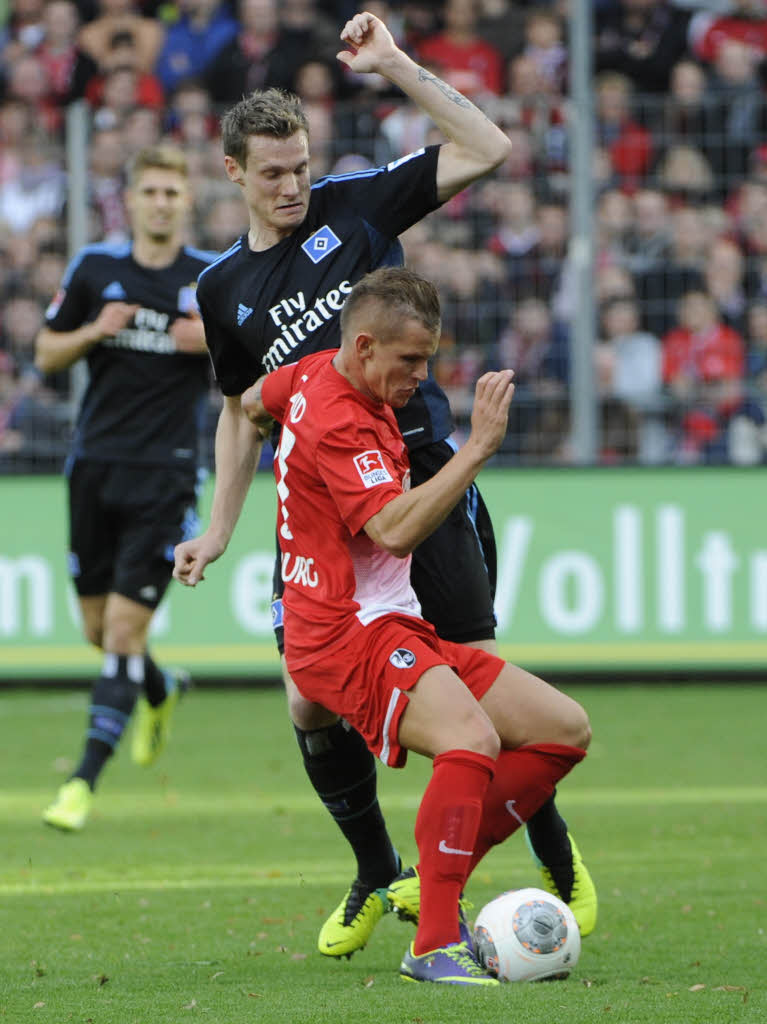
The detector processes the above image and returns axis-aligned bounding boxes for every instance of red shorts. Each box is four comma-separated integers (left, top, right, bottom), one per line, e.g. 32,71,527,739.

288,614,505,767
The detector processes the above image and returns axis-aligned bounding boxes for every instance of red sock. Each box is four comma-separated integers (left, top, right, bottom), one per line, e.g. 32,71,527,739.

468,743,586,875
413,749,495,955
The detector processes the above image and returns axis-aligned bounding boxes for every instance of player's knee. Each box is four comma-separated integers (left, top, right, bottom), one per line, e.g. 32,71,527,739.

286,688,339,731
83,622,104,648
452,710,501,760
563,702,591,750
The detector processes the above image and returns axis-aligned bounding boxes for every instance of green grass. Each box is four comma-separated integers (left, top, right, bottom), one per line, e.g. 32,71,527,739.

1,683,765,1023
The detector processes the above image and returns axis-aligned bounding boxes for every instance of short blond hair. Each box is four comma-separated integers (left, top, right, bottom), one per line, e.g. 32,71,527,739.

127,144,189,185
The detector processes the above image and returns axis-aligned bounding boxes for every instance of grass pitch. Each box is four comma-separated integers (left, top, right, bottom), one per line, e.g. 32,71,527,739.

1,683,765,1023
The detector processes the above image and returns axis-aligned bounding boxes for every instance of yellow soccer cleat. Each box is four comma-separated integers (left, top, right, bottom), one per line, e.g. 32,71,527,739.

530,831,598,937
318,878,389,958
131,668,189,767
387,865,420,923
43,778,92,832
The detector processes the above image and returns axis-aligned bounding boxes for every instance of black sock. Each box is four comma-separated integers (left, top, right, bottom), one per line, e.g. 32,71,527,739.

294,721,400,889
525,794,574,896
143,653,168,708
72,654,141,790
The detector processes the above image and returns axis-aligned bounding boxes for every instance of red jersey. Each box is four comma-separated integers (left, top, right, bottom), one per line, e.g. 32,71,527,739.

416,35,504,96
261,349,422,669
690,13,767,62
662,323,745,382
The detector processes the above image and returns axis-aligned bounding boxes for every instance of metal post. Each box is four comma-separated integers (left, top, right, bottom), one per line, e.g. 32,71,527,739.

568,0,598,463
65,101,90,412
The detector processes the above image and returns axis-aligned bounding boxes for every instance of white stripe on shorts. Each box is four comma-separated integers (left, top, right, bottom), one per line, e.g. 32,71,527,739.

379,687,403,767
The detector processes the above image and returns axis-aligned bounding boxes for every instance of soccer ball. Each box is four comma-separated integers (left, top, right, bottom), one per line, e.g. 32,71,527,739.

473,887,581,982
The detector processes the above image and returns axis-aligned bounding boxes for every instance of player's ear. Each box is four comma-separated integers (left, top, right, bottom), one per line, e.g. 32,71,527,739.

356,333,375,360
224,155,245,186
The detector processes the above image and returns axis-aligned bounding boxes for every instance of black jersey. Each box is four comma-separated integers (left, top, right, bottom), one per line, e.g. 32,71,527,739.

197,145,453,449
45,241,216,468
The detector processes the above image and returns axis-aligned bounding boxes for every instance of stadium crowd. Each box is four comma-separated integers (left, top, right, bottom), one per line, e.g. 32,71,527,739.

1,0,767,469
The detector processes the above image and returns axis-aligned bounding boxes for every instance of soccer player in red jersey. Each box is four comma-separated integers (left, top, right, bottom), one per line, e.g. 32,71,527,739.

234,267,591,985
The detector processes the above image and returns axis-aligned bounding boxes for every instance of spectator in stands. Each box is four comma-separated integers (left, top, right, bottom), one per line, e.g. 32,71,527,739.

654,142,715,205
3,50,61,134
88,126,129,240
625,187,670,275
485,180,542,300
703,38,767,191
594,0,692,93
1,291,45,373
596,294,666,463
476,0,527,62
494,296,569,460
35,1,96,106
85,29,165,120
744,299,767,389
199,194,248,251
688,0,767,66
704,236,749,334
1,0,47,62
78,0,165,76
636,203,706,336
0,131,67,236
167,80,217,146
155,0,238,95
416,0,504,97
203,0,285,103
596,187,633,264
0,350,63,467
651,58,709,154
595,72,653,191
122,105,163,152
522,7,567,95
662,288,747,463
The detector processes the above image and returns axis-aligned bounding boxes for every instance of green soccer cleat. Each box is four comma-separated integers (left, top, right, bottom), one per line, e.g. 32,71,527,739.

527,830,598,937
400,940,499,986
42,778,92,832
387,865,420,923
318,878,389,958
131,668,190,767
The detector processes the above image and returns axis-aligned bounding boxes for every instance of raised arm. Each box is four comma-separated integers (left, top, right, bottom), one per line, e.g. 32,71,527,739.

173,394,263,586
337,11,511,201
364,370,514,557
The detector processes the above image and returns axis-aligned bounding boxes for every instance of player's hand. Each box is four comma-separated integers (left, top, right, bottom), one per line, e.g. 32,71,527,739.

92,302,139,340
467,369,515,461
173,532,225,587
337,12,398,75
170,312,207,354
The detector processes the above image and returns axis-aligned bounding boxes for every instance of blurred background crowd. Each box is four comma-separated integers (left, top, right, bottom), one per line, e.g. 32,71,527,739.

2,0,767,471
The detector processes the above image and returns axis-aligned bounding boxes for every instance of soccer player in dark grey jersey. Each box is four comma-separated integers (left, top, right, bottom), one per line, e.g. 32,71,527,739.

174,12,597,955
36,145,216,832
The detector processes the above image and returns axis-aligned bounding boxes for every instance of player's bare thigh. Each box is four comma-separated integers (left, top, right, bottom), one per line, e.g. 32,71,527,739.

281,655,339,730
479,663,591,751
397,664,500,761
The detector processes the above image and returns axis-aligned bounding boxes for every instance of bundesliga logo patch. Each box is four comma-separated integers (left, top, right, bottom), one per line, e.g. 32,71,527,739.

353,450,392,488
301,225,342,264
389,648,416,669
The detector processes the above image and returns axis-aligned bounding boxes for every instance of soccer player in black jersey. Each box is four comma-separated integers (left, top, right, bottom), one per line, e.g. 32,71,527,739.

36,145,216,832
174,12,597,955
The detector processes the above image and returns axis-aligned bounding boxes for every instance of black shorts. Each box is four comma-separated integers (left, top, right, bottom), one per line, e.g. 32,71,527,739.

67,459,199,609
271,438,497,653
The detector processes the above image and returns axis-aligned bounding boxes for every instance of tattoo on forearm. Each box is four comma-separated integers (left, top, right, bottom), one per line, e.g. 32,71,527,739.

417,68,472,108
